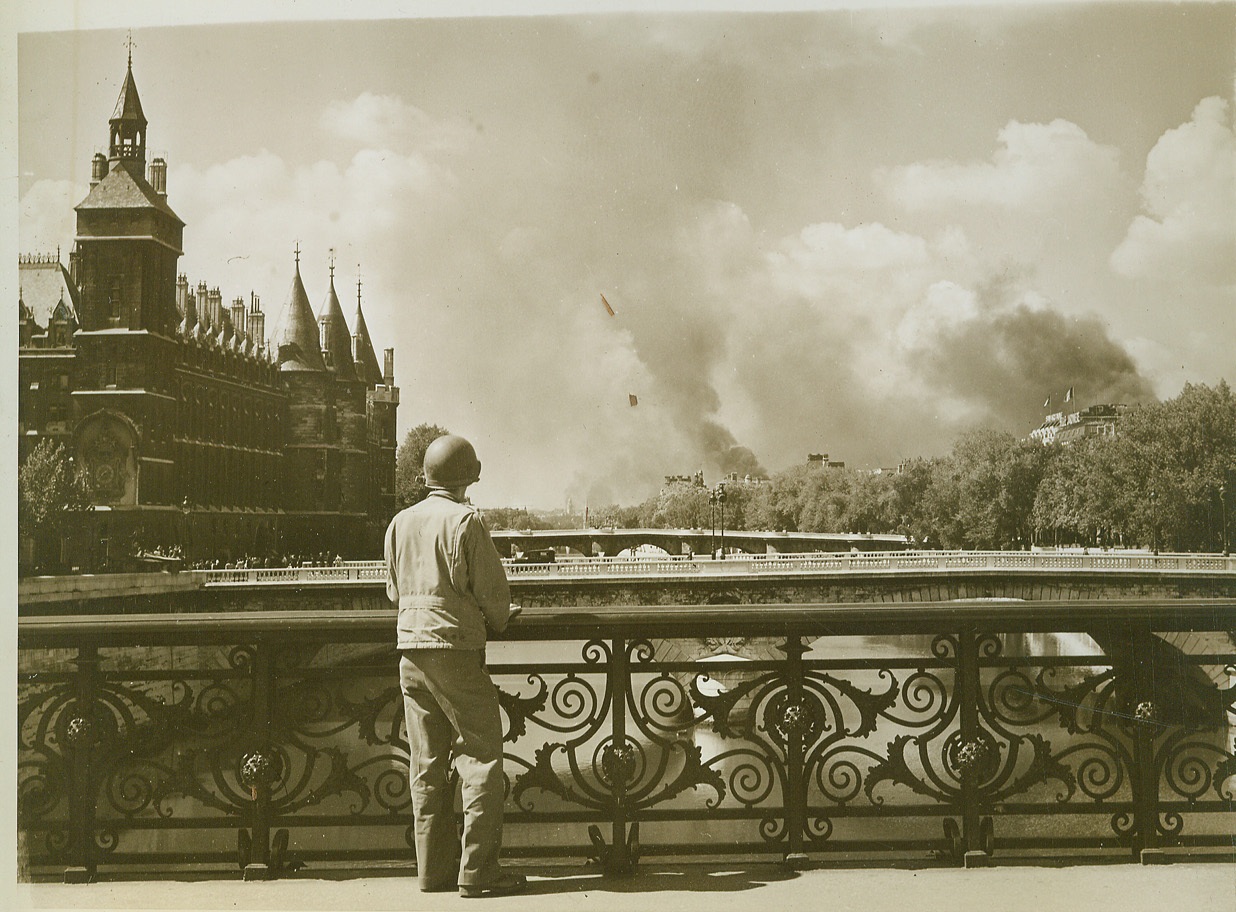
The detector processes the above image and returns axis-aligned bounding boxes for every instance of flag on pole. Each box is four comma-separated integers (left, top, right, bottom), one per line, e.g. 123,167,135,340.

601,293,615,317
628,393,639,406
1065,386,1074,403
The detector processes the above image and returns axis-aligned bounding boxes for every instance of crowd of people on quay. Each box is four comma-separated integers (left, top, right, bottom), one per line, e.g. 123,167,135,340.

184,552,347,571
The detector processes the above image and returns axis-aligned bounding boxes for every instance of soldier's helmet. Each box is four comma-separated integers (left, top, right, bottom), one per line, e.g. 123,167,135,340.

423,434,482,489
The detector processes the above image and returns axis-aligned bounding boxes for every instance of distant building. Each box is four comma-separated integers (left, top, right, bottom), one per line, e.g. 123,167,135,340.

1030,404,1128,446
807,453,845,469
722,472,764,485
664,472,706,487
17,53,399,568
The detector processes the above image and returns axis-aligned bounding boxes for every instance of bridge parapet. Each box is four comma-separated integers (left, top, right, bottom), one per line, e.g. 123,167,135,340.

183,550,1236,586
17,598,1236,880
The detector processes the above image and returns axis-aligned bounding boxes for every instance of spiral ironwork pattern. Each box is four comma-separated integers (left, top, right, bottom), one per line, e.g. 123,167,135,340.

16,622,1236,873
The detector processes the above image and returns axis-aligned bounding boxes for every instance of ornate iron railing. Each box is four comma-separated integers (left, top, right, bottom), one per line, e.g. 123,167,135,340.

17,599,1236,881
190,550,1236,585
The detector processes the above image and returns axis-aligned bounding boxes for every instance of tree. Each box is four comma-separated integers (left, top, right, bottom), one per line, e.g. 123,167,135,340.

926,429,1047,549
18,438,90,572
888,458,939,543
589,503,644,529
1097,382,1236,551
394,423,450,508
649,479,711,529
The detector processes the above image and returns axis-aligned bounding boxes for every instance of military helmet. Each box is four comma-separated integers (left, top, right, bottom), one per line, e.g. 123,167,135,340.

423,434,482,489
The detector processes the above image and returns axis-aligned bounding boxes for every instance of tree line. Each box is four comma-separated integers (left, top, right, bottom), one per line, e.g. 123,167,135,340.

391,382,1233,551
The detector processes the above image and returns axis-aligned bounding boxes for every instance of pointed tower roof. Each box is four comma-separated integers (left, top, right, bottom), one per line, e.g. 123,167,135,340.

76,158,182,221
106,47,149,166
275,250,326,372
51,292,79,331
19,256,81,325
352,277,385,386
318,264,357,381
111,55,147,128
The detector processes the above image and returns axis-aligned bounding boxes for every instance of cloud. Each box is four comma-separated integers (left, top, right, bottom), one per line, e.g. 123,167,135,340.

18,179,83,254
696,209,1154,469
881,118,1123,213
167,142,454,344
320,92,472,153
18,79,1165,509
1110,96,1236,285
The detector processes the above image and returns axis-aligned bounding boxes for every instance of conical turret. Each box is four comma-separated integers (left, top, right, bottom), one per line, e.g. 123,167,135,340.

109,49,148,164
276,248,326,371
318,261,357,381
351,276,384,386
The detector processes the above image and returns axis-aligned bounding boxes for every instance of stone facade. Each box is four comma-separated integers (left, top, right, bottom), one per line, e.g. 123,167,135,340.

17,56,399,568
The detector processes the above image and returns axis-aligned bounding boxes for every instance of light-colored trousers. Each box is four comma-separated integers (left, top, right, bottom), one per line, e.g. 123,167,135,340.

399,649,506,890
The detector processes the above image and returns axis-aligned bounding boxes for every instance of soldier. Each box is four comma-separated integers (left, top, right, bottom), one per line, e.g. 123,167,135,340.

384,434,526,898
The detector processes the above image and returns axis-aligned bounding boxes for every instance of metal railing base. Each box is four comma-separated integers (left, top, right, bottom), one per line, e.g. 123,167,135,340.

1138,849,1168,866
783,852,810,870
963,851,994,869
242,863,273,881
63,866,94,884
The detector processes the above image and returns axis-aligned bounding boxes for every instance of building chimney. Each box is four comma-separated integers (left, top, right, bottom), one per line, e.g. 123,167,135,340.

208,288,223,330
196,282,210,329
383,348,395,386
149,157,168,196
90,153,109,188
247,292,266,352
176,274,191,322
230,297,246,336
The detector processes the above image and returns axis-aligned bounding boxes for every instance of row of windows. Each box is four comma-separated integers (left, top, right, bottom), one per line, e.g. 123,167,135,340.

177,376,284,449
178,445,283,509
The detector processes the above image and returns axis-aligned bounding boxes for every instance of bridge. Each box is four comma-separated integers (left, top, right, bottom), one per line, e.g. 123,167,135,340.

16,551,1236,883
488,527,911,557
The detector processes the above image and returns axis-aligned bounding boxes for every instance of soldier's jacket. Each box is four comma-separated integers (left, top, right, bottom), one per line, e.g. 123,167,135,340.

385,490,512,650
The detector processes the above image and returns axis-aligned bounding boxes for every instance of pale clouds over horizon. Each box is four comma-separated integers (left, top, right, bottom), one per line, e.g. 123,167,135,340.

1111,96,1236,287
17,9,1235,508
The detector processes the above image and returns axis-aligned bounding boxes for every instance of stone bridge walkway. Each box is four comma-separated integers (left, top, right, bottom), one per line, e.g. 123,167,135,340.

12,862,1234,912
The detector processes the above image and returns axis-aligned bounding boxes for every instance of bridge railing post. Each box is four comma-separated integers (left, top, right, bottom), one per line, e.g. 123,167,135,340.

782,634,809,869
64,645,101,883
604,635,635,876
240,639,279,881
956,626,992,868
1129,625,1164,864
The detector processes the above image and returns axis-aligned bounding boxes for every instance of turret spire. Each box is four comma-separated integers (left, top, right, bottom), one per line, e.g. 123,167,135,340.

318,253,357,381
276,248,325,372
351,265,384,387
109,43,148,163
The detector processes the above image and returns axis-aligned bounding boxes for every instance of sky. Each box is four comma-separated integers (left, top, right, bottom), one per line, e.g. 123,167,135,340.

11,1,1236,509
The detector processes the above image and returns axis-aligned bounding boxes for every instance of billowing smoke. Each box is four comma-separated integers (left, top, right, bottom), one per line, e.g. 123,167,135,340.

20,14,1226,508
902,277,1156,432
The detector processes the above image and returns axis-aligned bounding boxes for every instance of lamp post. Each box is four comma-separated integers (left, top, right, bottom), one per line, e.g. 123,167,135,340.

1220,483,1228,556
1149,490,1158,556
713,484,727,560
180,497,191,568
708,487,718,558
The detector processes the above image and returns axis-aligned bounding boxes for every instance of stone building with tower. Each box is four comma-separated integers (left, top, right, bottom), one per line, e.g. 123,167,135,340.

17,54,399,570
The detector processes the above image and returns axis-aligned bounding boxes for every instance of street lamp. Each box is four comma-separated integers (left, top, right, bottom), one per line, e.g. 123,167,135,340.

1149,490,1158,556
1220,483,1228,556
180,497,191,568
710,484,728,560
708,486,718,557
